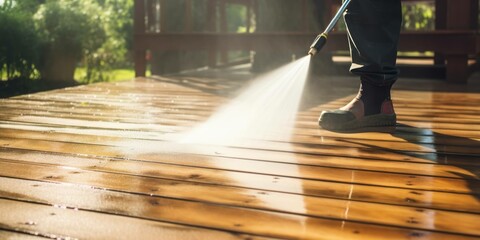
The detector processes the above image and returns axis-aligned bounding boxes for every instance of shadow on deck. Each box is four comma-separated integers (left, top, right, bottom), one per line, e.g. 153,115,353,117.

0,66,479,239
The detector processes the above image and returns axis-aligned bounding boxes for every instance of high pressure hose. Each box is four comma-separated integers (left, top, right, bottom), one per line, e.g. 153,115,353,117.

308,0,353,56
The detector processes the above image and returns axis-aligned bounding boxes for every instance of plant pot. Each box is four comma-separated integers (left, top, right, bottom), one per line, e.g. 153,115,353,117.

40,45,79,86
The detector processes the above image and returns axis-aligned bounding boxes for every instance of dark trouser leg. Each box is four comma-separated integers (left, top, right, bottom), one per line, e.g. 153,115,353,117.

318,0,401,130
344,0,402,86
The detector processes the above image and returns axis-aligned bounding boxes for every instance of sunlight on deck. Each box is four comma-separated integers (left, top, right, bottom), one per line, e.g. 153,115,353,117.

0,70,479,239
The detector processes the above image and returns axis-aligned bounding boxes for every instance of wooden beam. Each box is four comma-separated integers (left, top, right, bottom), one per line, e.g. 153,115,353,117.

206,0,217,32
134,0,146,34
470,0,479,30
301,0,308,32
445,0,475,30
207,0,218,67
160,0,167,32
134,49,147,77
444,0,475,83
219,0,228,63
185,0,193,32
135,31,478,54
434,0,447,65
246,0,252,33
134,0,146,77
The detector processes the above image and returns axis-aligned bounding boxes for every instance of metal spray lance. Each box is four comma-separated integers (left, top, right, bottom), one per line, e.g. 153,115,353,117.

308,0,353,56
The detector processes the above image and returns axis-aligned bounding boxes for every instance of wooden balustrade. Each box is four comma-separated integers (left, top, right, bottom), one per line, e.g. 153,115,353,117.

134,0,480,83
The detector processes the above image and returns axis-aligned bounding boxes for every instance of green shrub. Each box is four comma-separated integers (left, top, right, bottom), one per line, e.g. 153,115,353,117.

0,3,39,81
80,0,133,83
402,2,435,31
0,0,135,91
34,0,106,83
35,0,106,59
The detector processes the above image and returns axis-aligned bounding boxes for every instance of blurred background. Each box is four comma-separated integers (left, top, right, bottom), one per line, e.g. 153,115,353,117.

0,0,470,98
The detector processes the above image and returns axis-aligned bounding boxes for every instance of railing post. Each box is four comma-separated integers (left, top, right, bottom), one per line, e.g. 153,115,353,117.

185,0,193,32
444,0,474,83
134,0,147,77
160,0,167,32
246,0,253,33
301,0,308,31
434,0,446,66
219,0,228,64
207,0,218,67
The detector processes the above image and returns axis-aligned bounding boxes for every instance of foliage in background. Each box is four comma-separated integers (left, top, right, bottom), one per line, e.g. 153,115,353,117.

1,0,437,87
1,0,134,85
35,0,106,59
334,2,435,32
79,0,134,83
402,2,435,30
0,0,39,81
34,0,107,83
227,4,248,33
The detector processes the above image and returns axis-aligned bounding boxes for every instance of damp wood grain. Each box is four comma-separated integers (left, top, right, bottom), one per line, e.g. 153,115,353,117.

0,74,479,239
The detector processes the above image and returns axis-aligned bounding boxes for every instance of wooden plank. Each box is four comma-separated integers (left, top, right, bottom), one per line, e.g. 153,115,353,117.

4,100,480,127
6,97,480,122
0,128,479,180
12,90,480,112
1,119,480,168
1,106,480,143
10,76,480,100
1,118,479,166
6,84,480,116
1,134,479,195
1,168,480,237
1,116,480,156
4,103,480,130
1,72,480,238
2,92,480,142
3,106,480,141
0,230,46,240
7,91,480,111
0,153,479,214
0,119,479,169
0,198,270,240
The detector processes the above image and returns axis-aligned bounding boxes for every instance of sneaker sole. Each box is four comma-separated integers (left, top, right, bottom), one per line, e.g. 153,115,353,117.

319,114,397,131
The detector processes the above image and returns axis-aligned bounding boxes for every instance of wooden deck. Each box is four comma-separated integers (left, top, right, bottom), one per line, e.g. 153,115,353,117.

0,67,480,239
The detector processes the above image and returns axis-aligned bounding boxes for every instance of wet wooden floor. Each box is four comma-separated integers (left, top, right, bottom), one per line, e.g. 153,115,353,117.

0,67,479,239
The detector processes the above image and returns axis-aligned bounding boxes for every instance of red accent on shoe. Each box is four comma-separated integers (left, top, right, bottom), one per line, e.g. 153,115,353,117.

381,100,395,115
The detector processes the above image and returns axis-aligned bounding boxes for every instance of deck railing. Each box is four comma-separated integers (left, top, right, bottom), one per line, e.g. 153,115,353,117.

134,0,480,83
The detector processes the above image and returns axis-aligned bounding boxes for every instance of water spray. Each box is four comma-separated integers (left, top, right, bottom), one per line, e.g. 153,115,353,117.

308,0,353,56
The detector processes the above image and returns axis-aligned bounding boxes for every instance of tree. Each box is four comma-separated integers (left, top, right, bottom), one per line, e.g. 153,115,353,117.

80,0,134,83
0,0,39,81
34,0,106,84
402,2,435,31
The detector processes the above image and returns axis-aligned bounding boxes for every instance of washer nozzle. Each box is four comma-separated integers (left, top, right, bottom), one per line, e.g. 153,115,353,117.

308,33,328,56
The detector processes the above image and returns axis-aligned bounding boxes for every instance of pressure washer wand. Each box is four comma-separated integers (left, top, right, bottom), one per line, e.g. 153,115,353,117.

308,0,352,56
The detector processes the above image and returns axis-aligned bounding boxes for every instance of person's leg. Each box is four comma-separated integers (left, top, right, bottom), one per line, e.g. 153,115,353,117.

319,0,402,130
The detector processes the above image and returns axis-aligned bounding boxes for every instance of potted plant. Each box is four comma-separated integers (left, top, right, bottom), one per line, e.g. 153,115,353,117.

34,0,106,85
